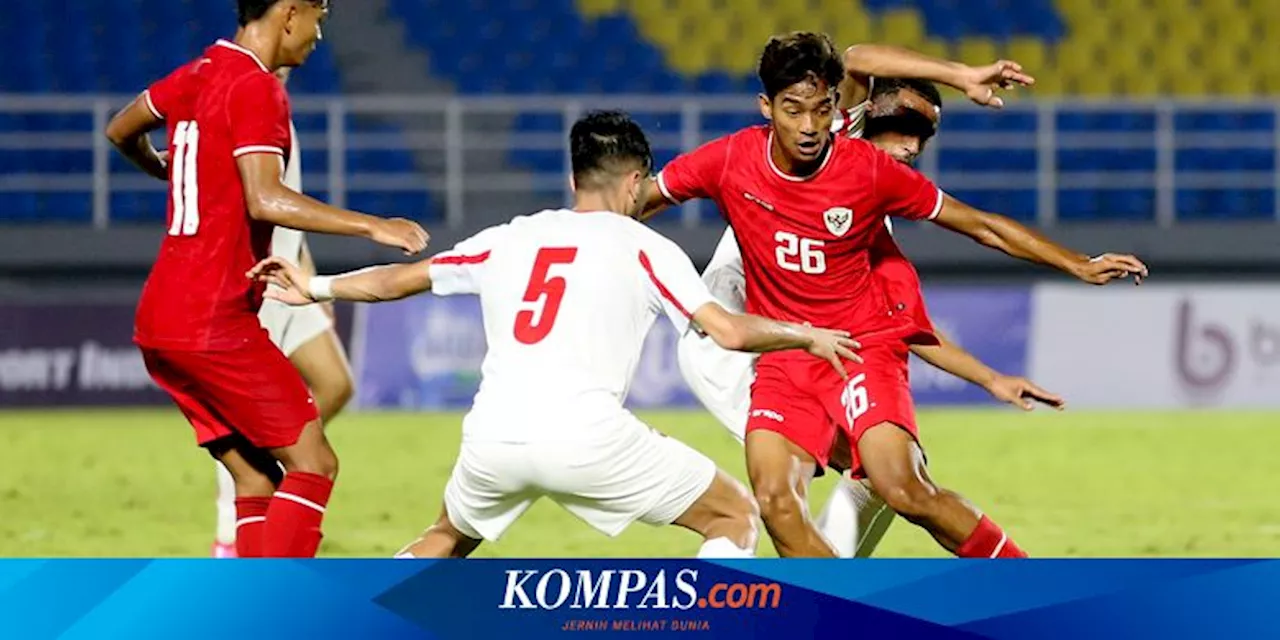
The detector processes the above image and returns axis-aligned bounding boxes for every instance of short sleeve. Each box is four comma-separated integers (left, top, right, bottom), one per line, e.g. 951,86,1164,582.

655,135,732,204
144,62,195,121
227,73,291,160
872,146,943,221
637,235,717,335
428,225,507,296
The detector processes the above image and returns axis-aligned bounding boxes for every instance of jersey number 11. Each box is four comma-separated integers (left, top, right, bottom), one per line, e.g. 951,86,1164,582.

168,121,201,237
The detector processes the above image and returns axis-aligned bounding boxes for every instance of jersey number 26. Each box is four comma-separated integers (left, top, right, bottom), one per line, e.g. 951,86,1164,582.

514,247,578,345
775,231,826,274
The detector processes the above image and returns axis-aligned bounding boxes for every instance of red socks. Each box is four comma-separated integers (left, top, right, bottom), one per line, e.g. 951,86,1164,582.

234,497,271,558
956,515,1027,558
262,472,334,558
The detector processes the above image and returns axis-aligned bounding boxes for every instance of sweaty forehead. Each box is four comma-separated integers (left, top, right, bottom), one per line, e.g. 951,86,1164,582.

873,88,939,124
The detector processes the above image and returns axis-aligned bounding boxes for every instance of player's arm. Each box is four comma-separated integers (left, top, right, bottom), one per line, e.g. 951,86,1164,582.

637,135,732,222
839,44,1035,110
931,195,1148,285
692,304,860,375
909,331,1063,410
298,240,335,318
105,93,169,181
238,154,427,254
249,256,432,304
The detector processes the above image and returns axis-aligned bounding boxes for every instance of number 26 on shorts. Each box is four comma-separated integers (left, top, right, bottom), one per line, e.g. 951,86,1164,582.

841,373,869,426
513,247,578,345
775,231,826,274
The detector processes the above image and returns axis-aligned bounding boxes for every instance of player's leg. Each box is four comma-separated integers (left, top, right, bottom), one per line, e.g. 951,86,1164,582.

745,430,835,557
282,306,354,424
213,463,237,557
815,477,896,558
743,361,838,557
396,441,530,558
671,469,759,558
395,506,483,559
858,424,1025,557
194,336,336,558
208,436,285,558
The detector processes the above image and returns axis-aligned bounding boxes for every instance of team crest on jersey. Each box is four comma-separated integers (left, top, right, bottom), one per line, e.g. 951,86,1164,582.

824,207,853,237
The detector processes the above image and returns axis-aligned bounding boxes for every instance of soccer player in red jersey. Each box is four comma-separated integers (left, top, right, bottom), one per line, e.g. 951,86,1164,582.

644,33,1147,557
104,0,429,558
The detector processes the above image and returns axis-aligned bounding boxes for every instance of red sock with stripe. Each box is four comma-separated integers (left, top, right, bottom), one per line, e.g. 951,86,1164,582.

262,472,334,558
234,497,271,558
956,515,1027,558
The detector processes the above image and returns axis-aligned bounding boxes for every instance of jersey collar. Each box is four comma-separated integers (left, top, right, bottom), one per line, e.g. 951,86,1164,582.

215,39,271,74
766,131,834,183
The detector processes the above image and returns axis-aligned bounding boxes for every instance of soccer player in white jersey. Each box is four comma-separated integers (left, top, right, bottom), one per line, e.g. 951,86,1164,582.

212,67,355,558
677,73,1066,557
247,110,860,558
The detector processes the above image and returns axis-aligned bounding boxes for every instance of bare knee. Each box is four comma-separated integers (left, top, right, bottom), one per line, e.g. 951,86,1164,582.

753,480,803,525
276,424,340,480
877,476,941,521
313,374,354,423
233,472,277,498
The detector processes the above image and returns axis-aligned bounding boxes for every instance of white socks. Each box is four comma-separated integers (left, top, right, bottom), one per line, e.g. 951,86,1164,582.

815,477,896,558
697,537,755,558
214,462,237,545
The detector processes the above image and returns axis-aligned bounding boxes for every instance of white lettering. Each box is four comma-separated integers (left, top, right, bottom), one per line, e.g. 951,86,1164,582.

499,570,538,609
613,570,648,609
637,569,669,609
535,569,572,610
672,569,699,610
571,570,614,609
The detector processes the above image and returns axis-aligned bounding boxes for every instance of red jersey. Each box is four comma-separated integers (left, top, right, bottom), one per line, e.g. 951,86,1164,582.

135,40,292,351
870,223,937,344
657,126,941,355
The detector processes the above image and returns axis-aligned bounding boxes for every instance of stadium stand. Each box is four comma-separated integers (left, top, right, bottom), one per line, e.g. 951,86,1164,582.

0,0,1275,224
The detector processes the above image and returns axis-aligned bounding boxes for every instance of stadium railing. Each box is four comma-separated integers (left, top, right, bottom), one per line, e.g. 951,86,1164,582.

1,95,1277,229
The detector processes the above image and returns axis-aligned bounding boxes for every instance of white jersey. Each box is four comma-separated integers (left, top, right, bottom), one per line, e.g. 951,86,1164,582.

428,209,716,442
270,121,305,261
678,99,872,438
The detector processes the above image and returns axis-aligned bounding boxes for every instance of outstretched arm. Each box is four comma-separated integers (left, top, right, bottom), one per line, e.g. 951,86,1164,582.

839,44,1035,110
105,93,169,181
691,303,861,378
910,331,1063,410
931,195,1148,285
248,256,433,304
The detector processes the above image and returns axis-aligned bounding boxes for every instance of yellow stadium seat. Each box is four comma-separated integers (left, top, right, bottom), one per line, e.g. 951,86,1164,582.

1053,40,1103,78
1067,72,1114,96
668,42,715,75
956,38,999,67
913,39,952,63
1210,74,1258,97
576,0,623,18
1027,72,1062,96
1163,17,1209,48
1115,70,1162,97
875,9,926,47
1004,37,1048,72
1169,72,1210,96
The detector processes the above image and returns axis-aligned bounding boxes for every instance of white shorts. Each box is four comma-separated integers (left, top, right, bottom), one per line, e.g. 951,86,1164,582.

676,329,753,442
443,415,717,542
258,299,333,358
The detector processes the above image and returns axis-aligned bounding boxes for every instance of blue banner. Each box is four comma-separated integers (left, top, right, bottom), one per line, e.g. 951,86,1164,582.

908,286,1032,405
354,287,1031,410
0,559,1274,639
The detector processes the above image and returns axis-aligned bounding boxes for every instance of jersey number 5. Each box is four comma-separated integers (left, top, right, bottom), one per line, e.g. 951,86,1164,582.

514,247,579,345
168,121,201,237
775,231,826,274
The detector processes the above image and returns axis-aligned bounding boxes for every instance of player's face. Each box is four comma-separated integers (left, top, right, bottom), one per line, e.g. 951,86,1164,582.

868,130,926,165
759,78,836,166
280,0,329,67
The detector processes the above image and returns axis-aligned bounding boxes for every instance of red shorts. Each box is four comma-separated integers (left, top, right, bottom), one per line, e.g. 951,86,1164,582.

746,342,919,474
140,333,318,449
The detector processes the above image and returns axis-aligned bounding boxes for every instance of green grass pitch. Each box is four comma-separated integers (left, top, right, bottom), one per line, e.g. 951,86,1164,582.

0,408,1275,557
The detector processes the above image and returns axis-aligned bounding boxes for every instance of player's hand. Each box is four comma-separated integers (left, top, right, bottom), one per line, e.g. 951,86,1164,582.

246,256,314,306
985,375,1065,411
961,60,1035,109
802,323,862,380
371,218,430,255
1075,253,1149,286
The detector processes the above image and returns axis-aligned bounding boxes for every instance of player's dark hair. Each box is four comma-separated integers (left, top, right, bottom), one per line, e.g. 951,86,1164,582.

570,110,654,191
237,0,327,26
872,77,944,109
757,32,845,100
